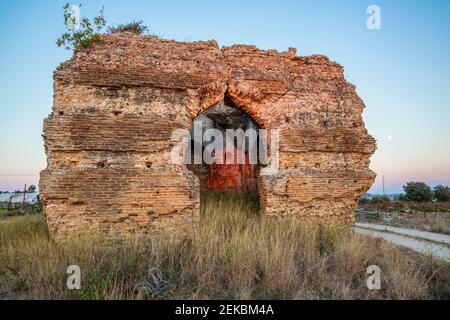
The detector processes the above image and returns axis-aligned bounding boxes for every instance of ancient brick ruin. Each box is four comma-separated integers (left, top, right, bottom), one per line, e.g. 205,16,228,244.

40,33,376,237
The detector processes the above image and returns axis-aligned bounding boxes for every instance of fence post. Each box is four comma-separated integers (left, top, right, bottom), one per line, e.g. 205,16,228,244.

7,195,12,211
21,184,27,211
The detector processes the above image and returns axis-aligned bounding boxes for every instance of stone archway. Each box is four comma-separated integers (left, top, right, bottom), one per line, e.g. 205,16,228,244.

40,33,376,238
186,101,262,193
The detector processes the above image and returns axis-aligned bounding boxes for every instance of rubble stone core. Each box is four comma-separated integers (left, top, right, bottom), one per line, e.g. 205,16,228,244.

40,33,376,237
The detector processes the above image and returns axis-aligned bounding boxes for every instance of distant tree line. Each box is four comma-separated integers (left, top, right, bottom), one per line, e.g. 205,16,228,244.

1,185,37,194
360,182,450,205
402,182,449,202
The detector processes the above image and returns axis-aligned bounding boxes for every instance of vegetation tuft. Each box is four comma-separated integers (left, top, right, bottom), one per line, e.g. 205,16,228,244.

56,3,106,51
56,4,150,51
108,20,148,35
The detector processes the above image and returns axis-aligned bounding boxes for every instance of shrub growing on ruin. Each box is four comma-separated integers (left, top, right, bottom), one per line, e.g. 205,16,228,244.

56,3,106,51
107,20,148,34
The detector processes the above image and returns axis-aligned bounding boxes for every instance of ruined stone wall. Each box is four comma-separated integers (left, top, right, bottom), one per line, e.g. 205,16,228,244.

40,33,376,237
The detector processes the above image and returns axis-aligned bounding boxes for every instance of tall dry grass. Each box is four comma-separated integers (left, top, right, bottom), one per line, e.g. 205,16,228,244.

0,192,449,300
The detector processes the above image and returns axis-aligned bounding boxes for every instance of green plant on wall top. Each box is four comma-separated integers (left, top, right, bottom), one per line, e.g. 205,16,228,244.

107,20,148,34
56,3,106,51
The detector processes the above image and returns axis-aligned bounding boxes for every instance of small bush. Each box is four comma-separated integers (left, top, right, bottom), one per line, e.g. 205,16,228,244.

389,200,406,213
108,20,148,34
358,196,370,205
430,223,445,234
370,195,391,213
434,185,450,202
371,195,391,204
56,3,106,51
404,182,433,203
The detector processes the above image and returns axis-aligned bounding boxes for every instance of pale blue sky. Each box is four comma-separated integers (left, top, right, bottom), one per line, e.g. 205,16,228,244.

0,0,449,193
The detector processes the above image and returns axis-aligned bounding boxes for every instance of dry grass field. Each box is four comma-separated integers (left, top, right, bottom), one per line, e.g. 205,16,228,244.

0,192,449,300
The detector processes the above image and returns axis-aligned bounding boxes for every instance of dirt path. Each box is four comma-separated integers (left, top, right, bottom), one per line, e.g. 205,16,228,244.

354,223,450,262
355,222,450,245
356,209,450,235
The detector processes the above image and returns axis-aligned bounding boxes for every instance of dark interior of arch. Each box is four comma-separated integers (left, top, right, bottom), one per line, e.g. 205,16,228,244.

186,98,262,197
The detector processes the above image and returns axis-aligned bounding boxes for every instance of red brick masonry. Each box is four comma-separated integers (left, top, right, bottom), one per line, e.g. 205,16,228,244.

40,33,376,237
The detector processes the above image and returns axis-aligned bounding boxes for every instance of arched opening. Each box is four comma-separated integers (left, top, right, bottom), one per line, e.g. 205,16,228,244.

186,97,265,218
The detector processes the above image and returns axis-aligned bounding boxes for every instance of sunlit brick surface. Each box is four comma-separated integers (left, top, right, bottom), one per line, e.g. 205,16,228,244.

40,33,376,237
